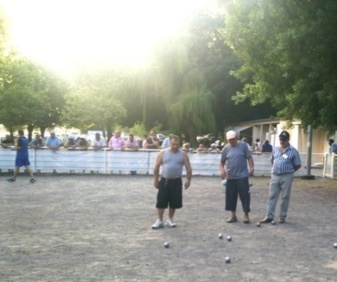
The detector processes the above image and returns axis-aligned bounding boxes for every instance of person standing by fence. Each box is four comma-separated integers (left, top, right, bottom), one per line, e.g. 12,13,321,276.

328,139,337,154
7,130,36,184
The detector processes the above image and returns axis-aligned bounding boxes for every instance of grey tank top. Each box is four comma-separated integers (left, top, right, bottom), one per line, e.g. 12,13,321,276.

162,149,184,179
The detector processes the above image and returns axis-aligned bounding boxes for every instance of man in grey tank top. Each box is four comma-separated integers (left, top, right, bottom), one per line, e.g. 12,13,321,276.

152,135,192,229
219,130,254,224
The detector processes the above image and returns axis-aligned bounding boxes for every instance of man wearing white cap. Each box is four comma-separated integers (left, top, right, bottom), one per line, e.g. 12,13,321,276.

219,130,254,223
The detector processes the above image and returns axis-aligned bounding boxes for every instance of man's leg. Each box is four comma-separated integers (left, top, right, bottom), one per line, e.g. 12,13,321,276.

168,207,176,219
152,179,166,229
279,173,294,220
226,179,238,222
12,167,20,179
266,174,281,219
152,208,165,229
7,167,19,182
25,166,35,178
166,207,177,227
166,179,182,227
238,177,251,223
157,208,165,221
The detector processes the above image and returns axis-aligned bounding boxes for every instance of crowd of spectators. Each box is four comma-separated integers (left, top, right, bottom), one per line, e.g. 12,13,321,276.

1,130,277,155
1,130,162,152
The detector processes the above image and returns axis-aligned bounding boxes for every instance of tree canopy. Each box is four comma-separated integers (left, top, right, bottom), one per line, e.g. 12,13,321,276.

0,55,66,139
0,1,278,143
225,0,337,132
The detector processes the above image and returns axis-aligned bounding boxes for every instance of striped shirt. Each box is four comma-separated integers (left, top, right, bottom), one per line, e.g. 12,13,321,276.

271,144,301,175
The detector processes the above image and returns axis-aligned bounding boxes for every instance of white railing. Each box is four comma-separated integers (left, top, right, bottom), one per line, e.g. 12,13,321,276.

0,148,323,177
323,153,337,179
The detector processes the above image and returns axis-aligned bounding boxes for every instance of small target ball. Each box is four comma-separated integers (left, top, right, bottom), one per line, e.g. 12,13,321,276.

225,256,231,263
227,235,232,241
218,233,223,239
256,222,261,227
164,242,169,248
334,243,337,248
271,220,276,225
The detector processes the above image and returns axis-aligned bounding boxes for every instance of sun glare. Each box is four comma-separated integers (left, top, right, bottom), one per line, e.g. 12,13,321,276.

0,0,211,76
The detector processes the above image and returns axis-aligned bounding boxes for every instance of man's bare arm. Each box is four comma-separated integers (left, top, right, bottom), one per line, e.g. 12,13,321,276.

153,151,163,188
183,153,192,189
184,154,192,181
247,156,254,175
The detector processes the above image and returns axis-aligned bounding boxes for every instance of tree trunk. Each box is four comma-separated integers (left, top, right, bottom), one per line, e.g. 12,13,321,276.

27,124,35,142
40,127,46,138
8,126,14,140
187,127,198,148
106,122,112,142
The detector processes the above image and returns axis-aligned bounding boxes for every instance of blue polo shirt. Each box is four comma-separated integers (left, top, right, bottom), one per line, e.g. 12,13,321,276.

16,136,30,167
221,141,252,179
46,136,61,147
271,144,301,175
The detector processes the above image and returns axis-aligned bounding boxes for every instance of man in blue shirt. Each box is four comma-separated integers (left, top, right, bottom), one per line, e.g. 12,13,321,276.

7,130,36,183
260,131,301,224
46,131,61,152
262,140,273,152
328,139,337,154
161,134,173,149
29,134,45,149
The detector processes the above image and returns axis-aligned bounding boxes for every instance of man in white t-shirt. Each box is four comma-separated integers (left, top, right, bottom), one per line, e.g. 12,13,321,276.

92,133,106,150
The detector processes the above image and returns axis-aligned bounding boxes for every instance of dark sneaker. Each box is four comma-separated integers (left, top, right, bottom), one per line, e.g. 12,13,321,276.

29,178,37,184
260,217,273,224
226,216,238,223
243,214,250,224
7,178,15,182
278,218,285,224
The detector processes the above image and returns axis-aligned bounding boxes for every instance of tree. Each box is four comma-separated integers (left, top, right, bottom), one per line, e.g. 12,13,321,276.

61,68,127,139
30,70,67,138
188,6,276,134
148,35,217,144
144,7,275,144
225,0,337,132
0,55,66,140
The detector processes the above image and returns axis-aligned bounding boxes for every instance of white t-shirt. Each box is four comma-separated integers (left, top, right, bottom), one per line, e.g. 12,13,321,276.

93,137,106,147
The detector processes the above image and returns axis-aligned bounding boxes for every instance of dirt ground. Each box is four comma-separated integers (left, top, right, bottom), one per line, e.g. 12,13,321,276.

0,174,337,282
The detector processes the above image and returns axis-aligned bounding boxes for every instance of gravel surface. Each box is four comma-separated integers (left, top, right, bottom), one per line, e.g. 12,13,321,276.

1,174,337,281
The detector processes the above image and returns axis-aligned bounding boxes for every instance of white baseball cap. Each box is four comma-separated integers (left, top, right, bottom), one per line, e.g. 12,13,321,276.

226,130,237,140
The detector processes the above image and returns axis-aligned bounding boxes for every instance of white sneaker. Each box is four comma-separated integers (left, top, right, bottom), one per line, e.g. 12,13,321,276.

166,218,176,227
151,219,164,229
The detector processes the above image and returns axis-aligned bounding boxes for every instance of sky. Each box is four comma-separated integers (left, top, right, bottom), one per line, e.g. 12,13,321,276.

0,0,214,77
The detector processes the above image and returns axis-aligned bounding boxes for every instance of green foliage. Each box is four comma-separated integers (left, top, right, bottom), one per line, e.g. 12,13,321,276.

61,68,127,136
168,69,215,133
0,56,66,137
225,0,337,132
149,123,165,135
0,2,281,140
128,122,148,138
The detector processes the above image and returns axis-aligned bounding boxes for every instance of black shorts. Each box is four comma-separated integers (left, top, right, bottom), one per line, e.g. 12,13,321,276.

156,177,183,209
225,177,251,213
